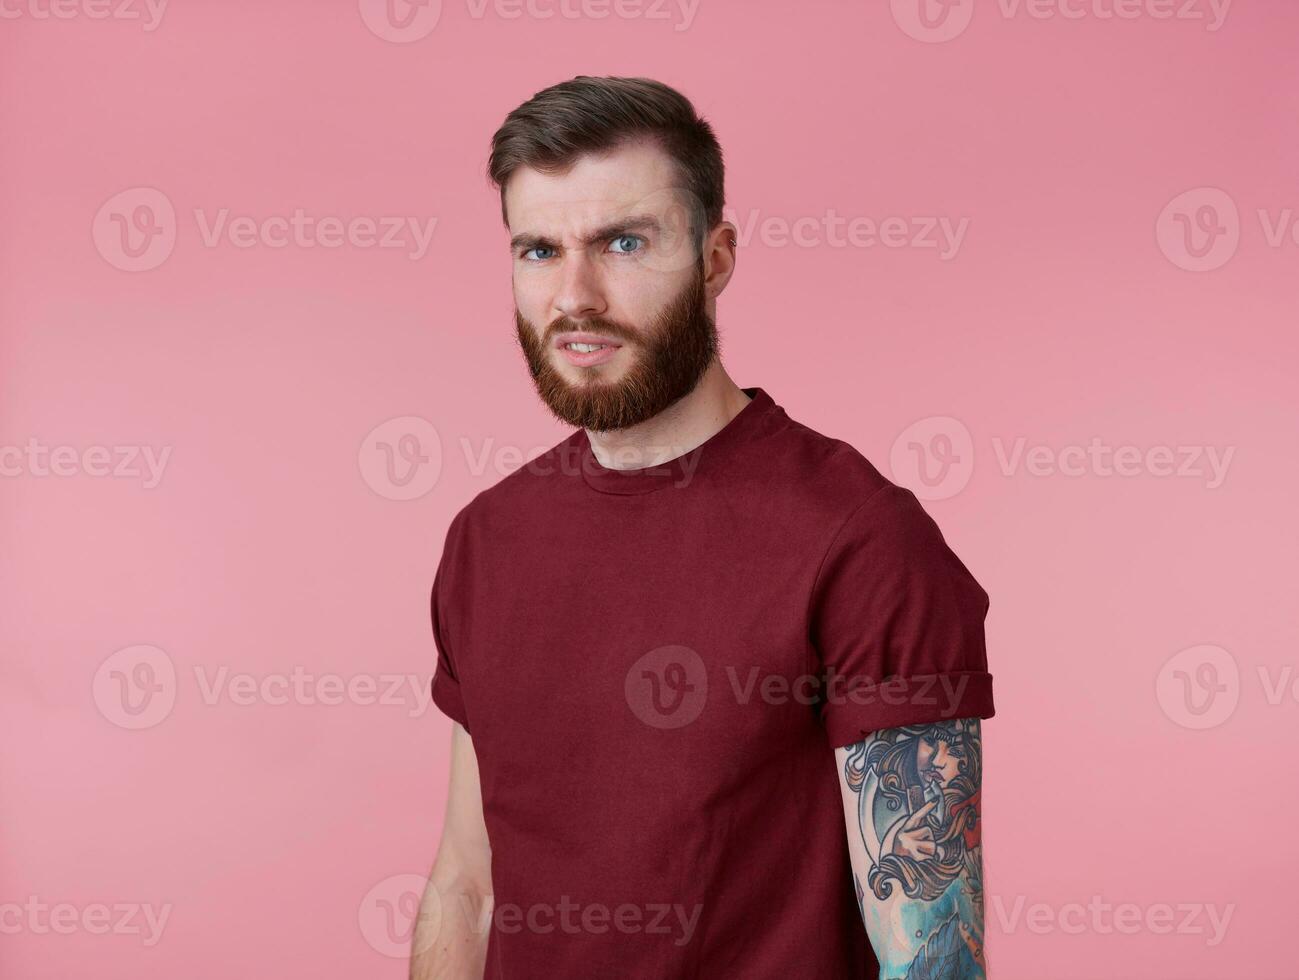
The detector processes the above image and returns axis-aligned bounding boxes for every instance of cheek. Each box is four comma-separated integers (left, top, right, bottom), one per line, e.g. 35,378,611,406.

598,298,655,338
515,304,553,341
512,277,539,318
512,264,554,310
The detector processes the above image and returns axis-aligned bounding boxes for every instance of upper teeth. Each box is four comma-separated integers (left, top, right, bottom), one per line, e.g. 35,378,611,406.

567,343,607,353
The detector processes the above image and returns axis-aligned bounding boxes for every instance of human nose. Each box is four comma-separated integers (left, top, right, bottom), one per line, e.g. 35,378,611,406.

552,250,607,321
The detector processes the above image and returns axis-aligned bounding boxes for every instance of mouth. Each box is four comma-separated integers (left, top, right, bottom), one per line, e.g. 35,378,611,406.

553,331,624,368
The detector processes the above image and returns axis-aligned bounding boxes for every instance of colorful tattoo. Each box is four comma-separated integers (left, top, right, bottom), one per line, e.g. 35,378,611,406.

841,718,986,979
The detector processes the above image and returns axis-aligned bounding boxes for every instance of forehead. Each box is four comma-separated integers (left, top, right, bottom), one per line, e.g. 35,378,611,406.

504,138,682,238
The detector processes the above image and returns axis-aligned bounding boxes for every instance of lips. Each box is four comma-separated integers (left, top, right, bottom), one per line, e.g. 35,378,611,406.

554,331,624,368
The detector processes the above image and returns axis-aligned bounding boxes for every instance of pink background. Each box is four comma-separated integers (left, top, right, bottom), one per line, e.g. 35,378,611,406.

2,1,1296,977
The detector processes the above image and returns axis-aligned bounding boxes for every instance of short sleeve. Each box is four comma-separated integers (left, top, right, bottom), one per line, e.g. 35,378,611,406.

429,511,471,731
808,483,995,747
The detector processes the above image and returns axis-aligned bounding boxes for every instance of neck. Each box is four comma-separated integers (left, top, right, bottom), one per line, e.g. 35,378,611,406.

585,361,752,471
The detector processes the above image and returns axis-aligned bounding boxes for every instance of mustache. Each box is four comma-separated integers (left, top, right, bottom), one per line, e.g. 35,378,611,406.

542,316,638,345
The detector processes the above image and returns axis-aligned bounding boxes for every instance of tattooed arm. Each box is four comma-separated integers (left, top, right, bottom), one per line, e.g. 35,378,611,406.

835,718,987,980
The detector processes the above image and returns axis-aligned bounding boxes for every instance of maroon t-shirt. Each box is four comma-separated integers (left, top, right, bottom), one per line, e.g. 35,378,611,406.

429,387,995,978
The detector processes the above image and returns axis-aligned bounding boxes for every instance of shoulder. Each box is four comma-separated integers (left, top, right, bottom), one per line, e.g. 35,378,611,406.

758,404,974,583
758,402,902,525
441,428,584,539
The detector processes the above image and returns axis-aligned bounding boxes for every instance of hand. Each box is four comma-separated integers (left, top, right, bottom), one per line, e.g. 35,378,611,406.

891,800,938,861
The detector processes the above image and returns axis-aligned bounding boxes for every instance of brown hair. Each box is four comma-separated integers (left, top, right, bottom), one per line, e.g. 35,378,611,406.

488,76,726,254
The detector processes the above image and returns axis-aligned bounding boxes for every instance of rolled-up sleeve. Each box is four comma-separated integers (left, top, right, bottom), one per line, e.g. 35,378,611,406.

809,484,995,747
429,511,471,731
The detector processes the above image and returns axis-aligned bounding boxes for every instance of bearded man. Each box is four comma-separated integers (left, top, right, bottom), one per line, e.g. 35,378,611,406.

411,75,996,980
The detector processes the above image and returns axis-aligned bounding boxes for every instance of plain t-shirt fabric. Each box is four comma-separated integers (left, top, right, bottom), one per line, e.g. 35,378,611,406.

429,386,995,978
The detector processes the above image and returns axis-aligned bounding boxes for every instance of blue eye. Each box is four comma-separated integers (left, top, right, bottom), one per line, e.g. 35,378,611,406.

523,246,555,262
609,235,643,255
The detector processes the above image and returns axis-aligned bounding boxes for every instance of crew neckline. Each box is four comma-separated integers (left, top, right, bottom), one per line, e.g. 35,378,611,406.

577,387,774,495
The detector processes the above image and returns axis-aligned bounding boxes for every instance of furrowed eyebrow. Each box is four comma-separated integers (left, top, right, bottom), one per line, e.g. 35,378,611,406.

510,215,663,254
